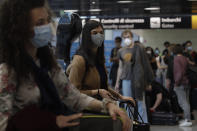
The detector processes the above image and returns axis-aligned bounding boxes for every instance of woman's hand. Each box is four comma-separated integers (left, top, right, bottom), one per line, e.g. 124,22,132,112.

56,113,82,128
107,103,132,131
114,84,119,92
120,95,136,106
99,89,113,99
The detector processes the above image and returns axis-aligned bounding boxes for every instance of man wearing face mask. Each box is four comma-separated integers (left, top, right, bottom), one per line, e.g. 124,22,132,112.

115,30,154,123
183,41,196,66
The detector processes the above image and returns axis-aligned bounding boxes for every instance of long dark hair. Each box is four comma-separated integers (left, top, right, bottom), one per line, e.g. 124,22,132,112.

76,20,105,66
0,0,58,80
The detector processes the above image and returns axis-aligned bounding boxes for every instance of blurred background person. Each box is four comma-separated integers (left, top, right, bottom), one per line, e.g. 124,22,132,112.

155,50,168,87
146,46,157,76
162,41,170,56
173,45,192,127
109,36,122,89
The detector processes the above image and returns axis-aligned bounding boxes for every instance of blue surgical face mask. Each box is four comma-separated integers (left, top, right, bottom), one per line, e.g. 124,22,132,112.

155,50,160,55
32,23,52,48
187,46,192,51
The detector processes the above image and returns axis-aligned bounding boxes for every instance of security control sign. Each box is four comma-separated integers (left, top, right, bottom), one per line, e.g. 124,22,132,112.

84,16,192,29
100,17,150,29
150,16,191,29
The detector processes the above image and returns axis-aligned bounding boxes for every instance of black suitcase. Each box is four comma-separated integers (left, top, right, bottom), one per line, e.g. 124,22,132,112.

191,88,197,110
150,111,178,125
69,112,122,131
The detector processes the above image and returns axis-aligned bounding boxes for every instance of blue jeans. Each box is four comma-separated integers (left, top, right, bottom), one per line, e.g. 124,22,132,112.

122,80,148,123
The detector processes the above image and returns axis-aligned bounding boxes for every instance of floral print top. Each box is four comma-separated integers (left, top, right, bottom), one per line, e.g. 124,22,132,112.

0,62,94,130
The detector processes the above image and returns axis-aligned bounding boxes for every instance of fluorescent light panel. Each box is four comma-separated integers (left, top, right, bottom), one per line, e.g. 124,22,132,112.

117,1,133,4
64,10,78,12
144,7,160,11
89,9,102,12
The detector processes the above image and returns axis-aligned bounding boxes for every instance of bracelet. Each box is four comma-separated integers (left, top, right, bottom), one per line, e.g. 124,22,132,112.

101,98,116,113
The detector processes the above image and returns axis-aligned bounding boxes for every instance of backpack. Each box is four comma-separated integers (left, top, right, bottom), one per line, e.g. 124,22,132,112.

56,12,82,65
187,66,197,85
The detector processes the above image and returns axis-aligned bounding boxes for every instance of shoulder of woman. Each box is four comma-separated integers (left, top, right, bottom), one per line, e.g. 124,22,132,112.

72,55,86,66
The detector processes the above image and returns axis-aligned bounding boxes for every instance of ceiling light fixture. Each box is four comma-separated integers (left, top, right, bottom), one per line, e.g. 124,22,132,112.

80,16,88,19
89,9,102,12
64,10,78,13
90,16,97,18
117,1,133,4
187,0,197,1
144,7,160,11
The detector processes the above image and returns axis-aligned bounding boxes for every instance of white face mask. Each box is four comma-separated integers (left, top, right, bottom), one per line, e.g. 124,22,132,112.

146,51,152,54
123,38,132,46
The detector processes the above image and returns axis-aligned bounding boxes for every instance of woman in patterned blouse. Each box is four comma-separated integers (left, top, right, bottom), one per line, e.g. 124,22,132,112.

0,0,131,131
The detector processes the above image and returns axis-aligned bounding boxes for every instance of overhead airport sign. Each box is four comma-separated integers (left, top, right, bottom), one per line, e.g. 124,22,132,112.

150,16,191,29
100,17,150,29
82,16,192,29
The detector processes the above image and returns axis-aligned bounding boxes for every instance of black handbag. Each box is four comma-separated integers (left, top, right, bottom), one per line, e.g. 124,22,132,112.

120,101,150,131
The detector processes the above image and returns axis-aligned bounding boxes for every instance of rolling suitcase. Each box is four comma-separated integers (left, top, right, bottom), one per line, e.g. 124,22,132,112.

69,112,122,131
150,111,178,125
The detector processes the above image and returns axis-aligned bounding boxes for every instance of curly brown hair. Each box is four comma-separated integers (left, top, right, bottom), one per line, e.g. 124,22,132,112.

0,0,58,81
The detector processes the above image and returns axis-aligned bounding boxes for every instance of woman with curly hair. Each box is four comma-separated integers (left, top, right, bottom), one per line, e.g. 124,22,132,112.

0,0,131,131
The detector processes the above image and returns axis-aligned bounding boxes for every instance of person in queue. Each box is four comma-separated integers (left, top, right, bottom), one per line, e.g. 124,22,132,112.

115,30,154,123
173,45,192,127
109,37,122,89
0,0,131,131
66,20,135,105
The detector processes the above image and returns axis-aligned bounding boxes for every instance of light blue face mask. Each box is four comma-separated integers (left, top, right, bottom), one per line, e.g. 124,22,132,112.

187,46,192,51
155,50,160,55
32,23,52,48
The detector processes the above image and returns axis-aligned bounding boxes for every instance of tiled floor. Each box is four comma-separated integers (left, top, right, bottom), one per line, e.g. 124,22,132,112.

151,120,197,131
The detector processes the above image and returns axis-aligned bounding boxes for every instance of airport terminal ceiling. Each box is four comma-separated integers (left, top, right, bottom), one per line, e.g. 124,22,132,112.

48,0,197,17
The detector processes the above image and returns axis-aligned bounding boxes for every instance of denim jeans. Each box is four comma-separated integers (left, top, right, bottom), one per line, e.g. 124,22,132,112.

122,80,148,123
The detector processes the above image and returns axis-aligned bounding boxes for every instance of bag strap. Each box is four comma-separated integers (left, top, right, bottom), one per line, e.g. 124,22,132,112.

126,102,145,124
